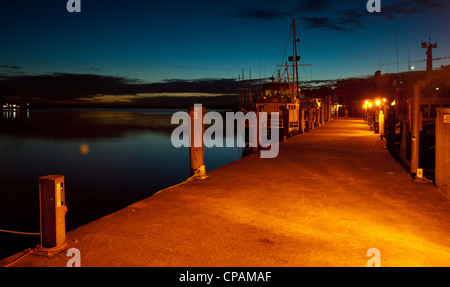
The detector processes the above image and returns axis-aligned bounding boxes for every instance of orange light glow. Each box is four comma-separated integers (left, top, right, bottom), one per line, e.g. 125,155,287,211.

79,143,90,155
376,100,380,106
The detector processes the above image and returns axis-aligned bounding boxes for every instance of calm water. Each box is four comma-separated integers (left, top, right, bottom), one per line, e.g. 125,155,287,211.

0,108,242,259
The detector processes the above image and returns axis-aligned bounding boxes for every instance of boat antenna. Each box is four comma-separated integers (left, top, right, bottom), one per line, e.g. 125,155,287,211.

293,19,299,97
259,55,262,90
395,26,399,73
249,67,252,107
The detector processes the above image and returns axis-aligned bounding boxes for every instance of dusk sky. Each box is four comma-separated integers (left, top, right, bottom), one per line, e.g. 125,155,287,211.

1,0,449,85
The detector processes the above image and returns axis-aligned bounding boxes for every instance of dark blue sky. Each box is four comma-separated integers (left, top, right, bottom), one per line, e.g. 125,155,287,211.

1,0,449,84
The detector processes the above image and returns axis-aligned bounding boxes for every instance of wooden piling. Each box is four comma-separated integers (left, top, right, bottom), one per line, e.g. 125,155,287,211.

283,109,289,141
300,108,305,134
251,111,259,152
410,83,421,175
436,108,450,199
189,105,205,176
320,98,325,125
326,95,332,122
308,109,313,131
379,110,385,140
400,119,408,161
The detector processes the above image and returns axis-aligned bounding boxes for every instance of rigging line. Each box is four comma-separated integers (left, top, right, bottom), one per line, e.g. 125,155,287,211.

277,24,293,68
298,32,311,66
273,24,293,78
380,55,450,67
298,31,312,81
0,229,40,236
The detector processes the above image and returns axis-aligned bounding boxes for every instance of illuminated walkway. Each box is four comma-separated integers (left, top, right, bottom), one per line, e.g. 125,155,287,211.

3,118,450,266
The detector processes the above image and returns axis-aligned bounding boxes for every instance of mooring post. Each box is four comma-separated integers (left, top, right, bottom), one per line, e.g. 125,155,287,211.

300,108,305,134
283,109,289,141
379,110,385,140
435,107,450,199
410,83,421,175
320,98,325,125
308,109,313,130
253,111,260,152
326,95,331,122
189,105,205,176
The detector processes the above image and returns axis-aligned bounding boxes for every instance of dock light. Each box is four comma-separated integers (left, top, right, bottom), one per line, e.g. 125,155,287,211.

363,104,367,109
391,100,396,106
383,98,386,102
375,100,380,106
368,103,372,108
436,87,439,91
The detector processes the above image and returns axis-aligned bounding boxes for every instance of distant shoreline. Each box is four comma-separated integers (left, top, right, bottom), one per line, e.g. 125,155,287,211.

2,95,240,111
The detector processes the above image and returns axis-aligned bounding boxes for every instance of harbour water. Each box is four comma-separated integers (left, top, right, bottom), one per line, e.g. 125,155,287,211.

0,108,242,259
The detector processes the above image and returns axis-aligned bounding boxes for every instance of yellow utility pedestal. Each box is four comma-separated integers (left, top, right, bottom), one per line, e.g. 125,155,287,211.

39,175,66,248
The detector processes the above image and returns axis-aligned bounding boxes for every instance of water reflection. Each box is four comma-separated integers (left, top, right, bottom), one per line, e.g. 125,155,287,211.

1,109,181,139
0,108,242,259
2,109,17,119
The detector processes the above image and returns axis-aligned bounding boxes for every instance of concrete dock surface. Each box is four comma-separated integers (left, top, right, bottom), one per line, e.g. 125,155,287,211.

2,118,450,267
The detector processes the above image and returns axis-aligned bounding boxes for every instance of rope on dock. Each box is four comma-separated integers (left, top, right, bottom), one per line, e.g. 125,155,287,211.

2,241,70,267
154,165,208,196
0,229,40,236
2,247,36,267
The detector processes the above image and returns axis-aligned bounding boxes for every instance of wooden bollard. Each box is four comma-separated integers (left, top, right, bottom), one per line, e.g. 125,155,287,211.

283,109,289,141
410,83,421,175
326,95,331,122
189,105,205,176
251,111,260,152
379,110,385,140
435,107,450,199
320,99,324,125
300,108,305,134
308,109,313,130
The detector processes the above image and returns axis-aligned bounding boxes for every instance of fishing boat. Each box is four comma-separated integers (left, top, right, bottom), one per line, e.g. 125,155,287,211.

238,19,320,153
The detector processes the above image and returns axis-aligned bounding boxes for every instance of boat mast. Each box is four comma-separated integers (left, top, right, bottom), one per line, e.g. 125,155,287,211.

292,19,296,99
238,74,240,107
293,19,299,101
286,62,291,98
242,68,245,107
249,67,252,107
